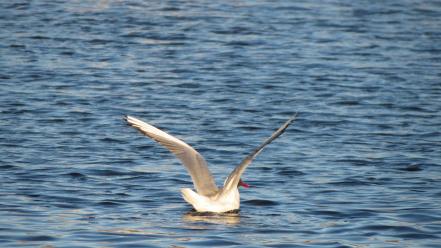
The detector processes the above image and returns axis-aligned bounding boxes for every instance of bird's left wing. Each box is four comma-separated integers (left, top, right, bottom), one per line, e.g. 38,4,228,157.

125,116,219,196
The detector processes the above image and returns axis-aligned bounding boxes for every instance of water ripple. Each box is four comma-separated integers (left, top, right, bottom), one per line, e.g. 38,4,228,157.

1,0,441,247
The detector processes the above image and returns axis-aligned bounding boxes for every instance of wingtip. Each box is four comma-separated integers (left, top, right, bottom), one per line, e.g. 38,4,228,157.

123,115,133,125
290,112,298,122
282,113,297,127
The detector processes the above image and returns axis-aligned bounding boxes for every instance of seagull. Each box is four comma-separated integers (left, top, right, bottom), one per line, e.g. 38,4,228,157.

124,114,296,213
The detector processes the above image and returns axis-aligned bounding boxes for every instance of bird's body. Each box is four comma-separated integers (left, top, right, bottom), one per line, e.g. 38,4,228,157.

125,115,296,213
181,187,240,213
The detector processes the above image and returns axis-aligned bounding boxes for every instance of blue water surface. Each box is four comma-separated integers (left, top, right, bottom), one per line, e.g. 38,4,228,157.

1,0,441,247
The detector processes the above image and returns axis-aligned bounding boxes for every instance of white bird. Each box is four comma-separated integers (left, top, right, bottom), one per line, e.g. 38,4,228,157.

124,114,296,213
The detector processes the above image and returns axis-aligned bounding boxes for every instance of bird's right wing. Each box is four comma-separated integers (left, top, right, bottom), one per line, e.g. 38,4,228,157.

221,114,297,194
125,116,218,196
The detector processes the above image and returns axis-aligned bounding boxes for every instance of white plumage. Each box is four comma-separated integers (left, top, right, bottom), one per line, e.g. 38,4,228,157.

125,115,296,213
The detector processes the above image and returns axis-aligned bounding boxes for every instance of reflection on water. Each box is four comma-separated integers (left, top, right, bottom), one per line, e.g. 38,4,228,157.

183,210,241,225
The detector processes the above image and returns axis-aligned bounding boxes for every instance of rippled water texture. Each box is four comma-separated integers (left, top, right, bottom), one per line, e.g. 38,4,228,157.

1,0,441,247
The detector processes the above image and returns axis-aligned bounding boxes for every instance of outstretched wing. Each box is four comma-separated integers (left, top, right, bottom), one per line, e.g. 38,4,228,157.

221,114,297,193
125,116,218,196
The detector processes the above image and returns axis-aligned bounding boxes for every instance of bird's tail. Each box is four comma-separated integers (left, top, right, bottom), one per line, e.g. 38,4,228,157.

181,188,200,207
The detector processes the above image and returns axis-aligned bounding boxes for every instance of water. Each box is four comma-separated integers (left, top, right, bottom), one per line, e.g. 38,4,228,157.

1,0,441,247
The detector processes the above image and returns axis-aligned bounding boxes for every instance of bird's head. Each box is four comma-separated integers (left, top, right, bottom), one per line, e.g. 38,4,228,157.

238,179,250,188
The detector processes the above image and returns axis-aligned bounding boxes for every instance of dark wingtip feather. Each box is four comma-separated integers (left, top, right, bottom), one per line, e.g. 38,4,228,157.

289,112,298,123
123,115,131,125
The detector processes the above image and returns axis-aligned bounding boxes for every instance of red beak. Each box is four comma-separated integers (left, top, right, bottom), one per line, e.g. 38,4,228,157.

239,179,250,188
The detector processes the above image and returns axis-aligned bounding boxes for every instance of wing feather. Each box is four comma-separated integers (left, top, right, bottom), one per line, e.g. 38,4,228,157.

125,116,218,196
221,114,297,193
